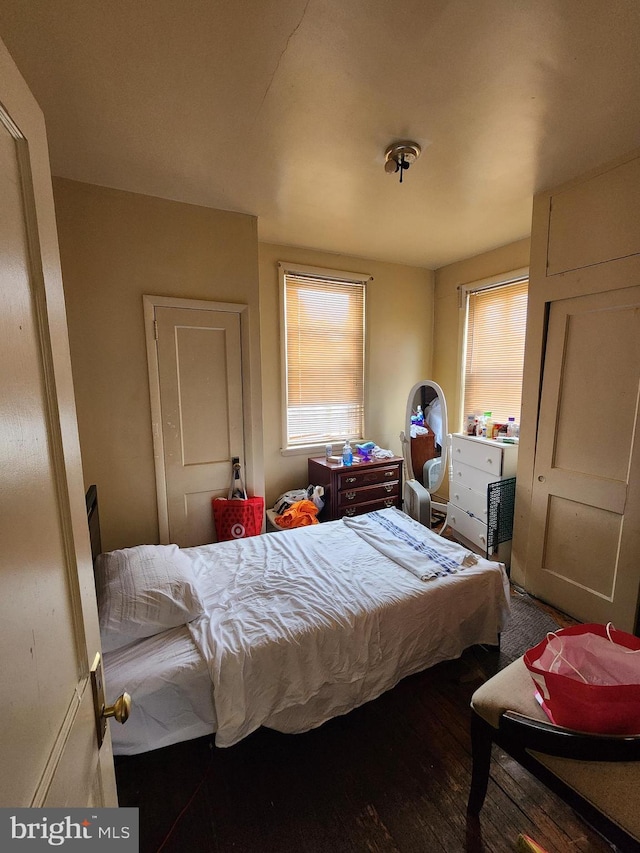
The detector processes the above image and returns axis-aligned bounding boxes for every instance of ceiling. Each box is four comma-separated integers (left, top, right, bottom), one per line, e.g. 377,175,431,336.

1,1,639,269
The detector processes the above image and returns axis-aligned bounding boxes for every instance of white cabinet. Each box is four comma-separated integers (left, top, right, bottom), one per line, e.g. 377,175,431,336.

447,434,518,563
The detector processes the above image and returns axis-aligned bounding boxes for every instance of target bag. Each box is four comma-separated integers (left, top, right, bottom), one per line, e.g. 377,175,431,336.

523,623,640,734
212,496,264,541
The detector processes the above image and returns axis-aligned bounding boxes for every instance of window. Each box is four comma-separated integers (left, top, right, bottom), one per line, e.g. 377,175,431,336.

461,273,528,427
279,263,367,451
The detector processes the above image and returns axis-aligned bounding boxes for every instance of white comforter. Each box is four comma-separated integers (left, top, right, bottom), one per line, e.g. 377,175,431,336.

187,508,510,747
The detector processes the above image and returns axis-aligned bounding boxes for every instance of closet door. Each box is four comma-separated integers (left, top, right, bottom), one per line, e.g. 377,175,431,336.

525,283,640,631
146,301,245,547
514,151,640,633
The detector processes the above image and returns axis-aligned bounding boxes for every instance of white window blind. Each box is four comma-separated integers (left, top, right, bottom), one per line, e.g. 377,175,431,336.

463,278,528,425
282,270,365,447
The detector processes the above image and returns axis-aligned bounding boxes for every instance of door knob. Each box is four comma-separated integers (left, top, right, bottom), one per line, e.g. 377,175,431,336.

91,653,131,747
103,692,131,725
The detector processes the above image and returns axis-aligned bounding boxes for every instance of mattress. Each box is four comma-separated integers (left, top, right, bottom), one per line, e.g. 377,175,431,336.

104,508,510,754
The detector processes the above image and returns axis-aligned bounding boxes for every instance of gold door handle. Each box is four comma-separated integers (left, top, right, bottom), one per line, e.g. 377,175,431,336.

103,692,131,725
91,653,131,747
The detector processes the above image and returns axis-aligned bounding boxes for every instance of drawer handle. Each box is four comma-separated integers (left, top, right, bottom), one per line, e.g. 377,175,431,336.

384,499,394,507
345,476,356,484
384,471,394,478
384,484,393,493
486,458,493,464
454,493,460,500
345,491,356,501
456,447,461,453
344,507,356,517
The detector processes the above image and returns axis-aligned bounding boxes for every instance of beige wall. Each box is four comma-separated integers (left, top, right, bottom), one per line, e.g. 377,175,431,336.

433,237,531,431
54,178,263,551
258,243,434,506
432,238,531,500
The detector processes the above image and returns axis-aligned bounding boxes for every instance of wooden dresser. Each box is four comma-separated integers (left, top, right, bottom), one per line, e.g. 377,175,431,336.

308,455,404,521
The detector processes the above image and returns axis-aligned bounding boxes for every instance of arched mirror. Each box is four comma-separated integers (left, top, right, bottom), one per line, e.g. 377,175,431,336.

401,380,449,501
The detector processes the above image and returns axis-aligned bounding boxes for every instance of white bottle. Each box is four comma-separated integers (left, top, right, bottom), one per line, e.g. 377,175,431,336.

506,417,519,438
342,440,353,466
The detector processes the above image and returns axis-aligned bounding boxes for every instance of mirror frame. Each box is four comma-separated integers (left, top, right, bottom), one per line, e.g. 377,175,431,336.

402,380,449,496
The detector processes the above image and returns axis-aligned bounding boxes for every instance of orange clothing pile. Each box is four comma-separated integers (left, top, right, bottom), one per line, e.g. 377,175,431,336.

274,499,319,528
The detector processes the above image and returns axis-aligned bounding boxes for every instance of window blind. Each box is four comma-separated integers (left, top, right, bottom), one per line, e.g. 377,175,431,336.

284,272,365,446
463,279,528,425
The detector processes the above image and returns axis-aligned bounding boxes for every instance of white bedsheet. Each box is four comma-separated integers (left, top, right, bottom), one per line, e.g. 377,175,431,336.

187,508,510,748
105,509,509,754
103,626,216,755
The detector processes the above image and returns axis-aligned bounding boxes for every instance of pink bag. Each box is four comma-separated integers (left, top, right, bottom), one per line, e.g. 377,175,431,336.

523,623,640,734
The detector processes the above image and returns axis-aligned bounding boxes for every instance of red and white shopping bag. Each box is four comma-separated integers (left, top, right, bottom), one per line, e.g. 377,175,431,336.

524,623,640,734
212,458,264,541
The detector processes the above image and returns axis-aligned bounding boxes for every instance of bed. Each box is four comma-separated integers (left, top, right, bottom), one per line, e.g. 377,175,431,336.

89,489,510,755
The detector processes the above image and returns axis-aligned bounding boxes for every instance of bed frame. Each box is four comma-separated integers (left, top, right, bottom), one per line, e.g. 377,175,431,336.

86,484,102,563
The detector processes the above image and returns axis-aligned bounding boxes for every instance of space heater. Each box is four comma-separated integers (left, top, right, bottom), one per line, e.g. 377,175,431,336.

403,478,432,527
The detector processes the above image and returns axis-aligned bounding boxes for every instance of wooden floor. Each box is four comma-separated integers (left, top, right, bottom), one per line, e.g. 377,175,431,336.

115,609,614,853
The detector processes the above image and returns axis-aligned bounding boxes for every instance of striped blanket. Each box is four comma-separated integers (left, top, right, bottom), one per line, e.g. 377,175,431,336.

343,508,478,581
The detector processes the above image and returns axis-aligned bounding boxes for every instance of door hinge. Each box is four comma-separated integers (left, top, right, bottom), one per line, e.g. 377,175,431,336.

153,319,158,340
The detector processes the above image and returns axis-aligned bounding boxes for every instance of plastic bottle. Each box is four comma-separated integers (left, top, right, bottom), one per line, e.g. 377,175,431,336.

482,411,493,439
506,417,520,438
466,414,475,436
416,405,424,426
475,414,485,437
342,440,353,466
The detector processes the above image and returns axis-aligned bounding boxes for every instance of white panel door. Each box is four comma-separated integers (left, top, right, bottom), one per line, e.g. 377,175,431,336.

0,38,117,805
153,305,244,546
524,285,640,630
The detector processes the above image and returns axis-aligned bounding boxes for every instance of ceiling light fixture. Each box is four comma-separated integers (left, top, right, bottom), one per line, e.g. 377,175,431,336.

384,141,421,184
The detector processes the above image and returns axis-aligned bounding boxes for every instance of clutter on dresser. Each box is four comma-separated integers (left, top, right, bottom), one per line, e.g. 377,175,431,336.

466,411,519,442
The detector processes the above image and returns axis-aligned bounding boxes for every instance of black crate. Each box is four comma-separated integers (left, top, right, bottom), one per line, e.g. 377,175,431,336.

487,477,516,553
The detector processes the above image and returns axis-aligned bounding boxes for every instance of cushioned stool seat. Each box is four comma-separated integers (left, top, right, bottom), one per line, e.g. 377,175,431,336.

469,656,640,851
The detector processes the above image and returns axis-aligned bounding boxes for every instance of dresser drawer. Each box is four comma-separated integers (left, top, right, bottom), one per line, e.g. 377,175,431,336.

451,435,504,476
338,481,399,507
337,464,400,490
452,461,498,494
338,496,399,519
448,504,489,553
449,482,487,522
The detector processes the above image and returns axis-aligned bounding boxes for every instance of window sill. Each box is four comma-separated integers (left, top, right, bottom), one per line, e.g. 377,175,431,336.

280,440,363,458
280,444,327,457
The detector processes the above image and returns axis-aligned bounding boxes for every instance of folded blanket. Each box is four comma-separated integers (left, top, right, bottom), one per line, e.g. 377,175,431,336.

274,499,319,528
343,508,478,581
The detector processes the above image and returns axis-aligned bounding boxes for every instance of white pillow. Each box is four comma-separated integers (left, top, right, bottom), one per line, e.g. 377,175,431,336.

95,544,205,652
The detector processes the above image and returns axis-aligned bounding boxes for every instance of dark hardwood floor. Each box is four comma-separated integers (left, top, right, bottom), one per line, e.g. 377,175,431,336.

115,591,614,853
